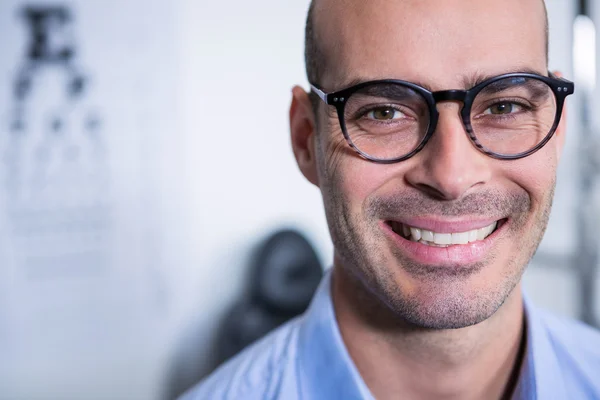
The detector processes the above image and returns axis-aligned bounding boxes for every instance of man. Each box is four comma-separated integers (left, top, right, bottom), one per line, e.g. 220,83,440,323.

183,0,600,399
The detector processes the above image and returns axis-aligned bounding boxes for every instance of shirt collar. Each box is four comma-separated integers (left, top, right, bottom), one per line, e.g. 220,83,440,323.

519,295,568,399
297,269,373,400
297,269,566,400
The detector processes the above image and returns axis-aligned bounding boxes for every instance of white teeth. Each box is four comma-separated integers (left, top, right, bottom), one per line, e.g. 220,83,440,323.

468,229,478,242
476,221,497,241
476,227,488,241
422,229,434,242
451,232,470,245
410,227,422,241
434,233,452,245
397,221,500,246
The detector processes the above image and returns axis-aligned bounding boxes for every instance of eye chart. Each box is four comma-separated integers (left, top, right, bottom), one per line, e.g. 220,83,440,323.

0,2,179,398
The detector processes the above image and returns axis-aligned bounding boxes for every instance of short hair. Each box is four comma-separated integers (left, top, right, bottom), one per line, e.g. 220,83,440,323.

304,1,549,89
305,1,325,113
305,1,322,87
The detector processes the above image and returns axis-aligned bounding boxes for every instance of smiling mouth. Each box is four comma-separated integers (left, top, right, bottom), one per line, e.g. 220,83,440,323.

387,219,506,247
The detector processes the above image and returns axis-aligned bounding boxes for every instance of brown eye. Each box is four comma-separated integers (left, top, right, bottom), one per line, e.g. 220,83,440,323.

484,102,523,115
367,107,403,120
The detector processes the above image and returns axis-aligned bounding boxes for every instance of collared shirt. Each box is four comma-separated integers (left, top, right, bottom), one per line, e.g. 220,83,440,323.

181,270,600,400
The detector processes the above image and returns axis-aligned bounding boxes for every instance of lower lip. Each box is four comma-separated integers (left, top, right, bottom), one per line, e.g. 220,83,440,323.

381,221,506,266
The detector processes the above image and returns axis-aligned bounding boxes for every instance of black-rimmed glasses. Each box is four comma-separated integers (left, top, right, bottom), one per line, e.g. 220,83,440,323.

310,73,574,163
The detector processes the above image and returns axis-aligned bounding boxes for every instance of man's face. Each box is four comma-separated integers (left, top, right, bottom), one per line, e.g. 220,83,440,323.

304,0,564,329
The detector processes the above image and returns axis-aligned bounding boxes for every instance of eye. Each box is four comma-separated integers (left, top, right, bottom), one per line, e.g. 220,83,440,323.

367,107,405,121
483,102,524,115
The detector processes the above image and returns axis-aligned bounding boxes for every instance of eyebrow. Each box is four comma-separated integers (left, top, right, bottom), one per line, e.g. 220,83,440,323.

336,68,548,92
335,76,431,91
479,77,551,100
358,83,424,100
463,68,547,88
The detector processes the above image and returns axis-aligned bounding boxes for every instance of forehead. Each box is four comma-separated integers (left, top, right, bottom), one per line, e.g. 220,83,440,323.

316,0,547,90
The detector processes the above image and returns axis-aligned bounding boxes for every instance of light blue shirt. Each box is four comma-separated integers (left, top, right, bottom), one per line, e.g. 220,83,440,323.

182,271,600,400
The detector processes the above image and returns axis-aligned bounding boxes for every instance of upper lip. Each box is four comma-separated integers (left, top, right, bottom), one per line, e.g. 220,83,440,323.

387,217,504,234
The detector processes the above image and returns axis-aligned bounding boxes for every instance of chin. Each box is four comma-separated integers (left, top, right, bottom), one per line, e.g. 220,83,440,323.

394,286,506,329
377,261,522,330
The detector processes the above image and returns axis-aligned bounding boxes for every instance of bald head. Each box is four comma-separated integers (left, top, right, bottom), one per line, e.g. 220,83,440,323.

305,0,549,88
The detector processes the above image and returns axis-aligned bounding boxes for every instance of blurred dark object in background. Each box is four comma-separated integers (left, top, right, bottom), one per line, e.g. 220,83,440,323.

217,229,323,363
166,229,323,400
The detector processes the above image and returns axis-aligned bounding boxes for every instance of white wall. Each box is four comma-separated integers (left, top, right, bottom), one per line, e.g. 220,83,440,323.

167,0,331,393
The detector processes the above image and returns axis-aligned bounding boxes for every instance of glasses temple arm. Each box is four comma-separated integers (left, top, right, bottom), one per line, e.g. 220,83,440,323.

548,70,574,83
310,84,329,104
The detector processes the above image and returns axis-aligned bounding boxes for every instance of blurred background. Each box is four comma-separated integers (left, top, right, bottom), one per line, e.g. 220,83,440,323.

0,0,598,399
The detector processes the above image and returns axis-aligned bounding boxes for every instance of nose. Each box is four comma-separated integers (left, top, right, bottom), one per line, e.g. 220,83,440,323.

404,104,492,201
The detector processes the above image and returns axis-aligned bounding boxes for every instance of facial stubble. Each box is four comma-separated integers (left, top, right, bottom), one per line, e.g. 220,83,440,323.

322,166,555,330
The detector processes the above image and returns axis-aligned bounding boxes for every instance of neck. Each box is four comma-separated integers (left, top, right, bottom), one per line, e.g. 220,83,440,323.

331,265,526,400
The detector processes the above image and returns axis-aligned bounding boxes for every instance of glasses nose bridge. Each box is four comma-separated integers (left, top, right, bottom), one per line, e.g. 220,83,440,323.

432,89,468,106
430,89,469,133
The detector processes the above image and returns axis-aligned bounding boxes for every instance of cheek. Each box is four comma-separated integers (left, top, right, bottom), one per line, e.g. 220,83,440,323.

341,163,382,201
318,114,408,204
327,154,402,214
316,123,384,203
504,152,558,204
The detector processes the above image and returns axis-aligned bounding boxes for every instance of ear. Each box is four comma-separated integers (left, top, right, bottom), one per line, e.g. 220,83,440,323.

552,70,567,161
290,85,319,186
